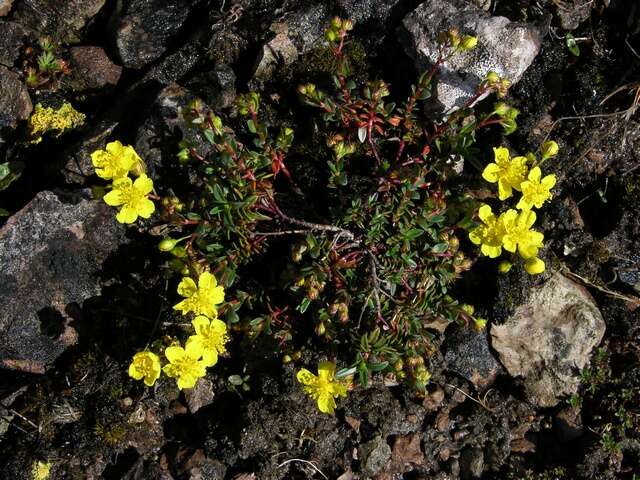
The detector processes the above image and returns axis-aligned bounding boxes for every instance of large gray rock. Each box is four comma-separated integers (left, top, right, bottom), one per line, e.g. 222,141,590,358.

0,191,126,373
62,119,118,184
337,0,400,30
359,435,392,476
115,0,196,69
491,272,605,407
11,0,106,43
0,65,32,130
399,0,541,112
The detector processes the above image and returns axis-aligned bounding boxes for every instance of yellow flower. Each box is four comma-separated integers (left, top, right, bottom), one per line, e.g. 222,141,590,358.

524,257,546,275
541,140,559,160
516,167,556,210
173,272,225,319
128,351,161,386
186,316,228,367
468,204,506,258
162,342,208,390
500,209,544,259
91,140,143,180
296,361,348,414
32,461,52,480
103,174,155,224
482,147,528,200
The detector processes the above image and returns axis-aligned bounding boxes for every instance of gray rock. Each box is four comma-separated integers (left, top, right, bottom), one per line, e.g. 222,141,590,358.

0,191,126,372
359,435,392,476
0,22,31,67
444,325,503,390
253,30,299,80
11,0,106,43
69,46,122,90
554,406,584,442
208,28,248,65
115,0,195,69
184,378,215,413
252,3,330,81
337,0,399,30
62,119,118,184
556,0,595,31
0,0,13,16
144,37,202,85
491,272,606,407
399,0,541,112
0,65,32,130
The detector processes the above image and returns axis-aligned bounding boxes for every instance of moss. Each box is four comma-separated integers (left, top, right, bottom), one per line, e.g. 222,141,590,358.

94,421,127,447
27,102,85,144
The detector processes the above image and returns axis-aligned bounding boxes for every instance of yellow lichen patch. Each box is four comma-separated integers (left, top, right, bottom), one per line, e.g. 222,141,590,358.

28,102,85,144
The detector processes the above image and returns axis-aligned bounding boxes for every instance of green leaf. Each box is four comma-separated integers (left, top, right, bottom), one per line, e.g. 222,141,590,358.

370,361,389,372
565,33,580,57
186,212,202,221
297,297,311,314
358,362,369,388
246,119,257,133
0,208,9,216
228,375,244,386
404,228,424,241
432,242,449,253
336,367,357,379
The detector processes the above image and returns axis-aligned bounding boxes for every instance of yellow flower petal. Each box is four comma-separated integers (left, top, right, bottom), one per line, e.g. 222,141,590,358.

498,178,512,200
198,272,217,290
296,368,317,386
541,174,556,189
528,167,542,182
477,204,494,223
318,361,336,381
493,146,510,166
128,362,143,380
192,315,210,336
116,205,138,224
103,189,124,206
177,277,197,297
481,244,502,258
133,174,154,195
177,374,199,390
317,393,337,414
164,345,185,363
185,340,205,359
136,198,155,219
482,163,500,183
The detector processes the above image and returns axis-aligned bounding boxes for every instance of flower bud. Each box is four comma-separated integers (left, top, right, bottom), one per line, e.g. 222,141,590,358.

524,257,546,275
498,261,513,273
473,318,487,331
342,19,354,31
282,354,292,364
541,140,559,159
315,322,326,336
325,30,337,42
331,16,343,29
494,102,511,116
171,246,187,258
460,35,478,50
485,71,500,84
159,238,178,252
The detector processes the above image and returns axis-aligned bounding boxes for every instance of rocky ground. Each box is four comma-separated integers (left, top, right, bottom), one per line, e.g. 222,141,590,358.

0,0,639,479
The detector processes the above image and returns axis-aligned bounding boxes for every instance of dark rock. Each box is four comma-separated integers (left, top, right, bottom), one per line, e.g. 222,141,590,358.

0,191,126,373
554,406,584,442
491,272,606,407
115,0,195,69
0,65,32,130
134,83,213,172
0,0,13,16
444,325,503,390
399,0,541,112
460,447,484,479
11,0,106,43
144,37,202,85
208,28,248,65
62,119,118,184
252,3,330,81
337,0,399,31
69,46,122,90
359,435,392,476
184,378,214,413
0,22,31,67
556,0,596,30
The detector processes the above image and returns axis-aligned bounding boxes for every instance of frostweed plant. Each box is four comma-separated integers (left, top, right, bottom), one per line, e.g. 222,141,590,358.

92,18,554,412
469,141,558,274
